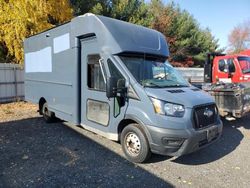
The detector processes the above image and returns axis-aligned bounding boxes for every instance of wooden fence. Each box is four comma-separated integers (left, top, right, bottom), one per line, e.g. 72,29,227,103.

0,64,24,103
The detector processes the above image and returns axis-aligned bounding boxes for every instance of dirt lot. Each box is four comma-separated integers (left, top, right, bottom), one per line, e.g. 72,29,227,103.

0,102,250,188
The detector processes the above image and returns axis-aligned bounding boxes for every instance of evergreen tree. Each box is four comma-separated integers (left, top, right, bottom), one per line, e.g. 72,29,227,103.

91,0,150,26
70,0,99,16
149,1,220,66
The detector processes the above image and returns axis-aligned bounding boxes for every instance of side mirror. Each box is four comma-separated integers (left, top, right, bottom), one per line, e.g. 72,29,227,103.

117,78,127,98
228,63,235,73
106,77,118,98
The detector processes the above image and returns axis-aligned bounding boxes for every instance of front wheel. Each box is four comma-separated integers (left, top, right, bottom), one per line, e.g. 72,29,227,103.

121,124,151,163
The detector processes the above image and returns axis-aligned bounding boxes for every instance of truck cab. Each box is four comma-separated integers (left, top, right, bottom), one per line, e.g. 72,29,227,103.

212,55,250,83
204,53,250,84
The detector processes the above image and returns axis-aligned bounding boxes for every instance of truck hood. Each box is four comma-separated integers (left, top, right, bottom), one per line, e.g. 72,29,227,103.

144,86,214,108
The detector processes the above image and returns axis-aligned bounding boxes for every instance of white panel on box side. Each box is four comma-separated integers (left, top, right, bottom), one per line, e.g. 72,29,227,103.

25,47,52,73
53,33,70,54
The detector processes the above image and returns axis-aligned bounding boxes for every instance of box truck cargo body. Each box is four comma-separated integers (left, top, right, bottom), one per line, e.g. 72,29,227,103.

24,13,223,163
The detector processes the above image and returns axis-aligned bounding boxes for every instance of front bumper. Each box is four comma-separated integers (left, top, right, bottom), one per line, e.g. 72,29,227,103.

147,120,223,156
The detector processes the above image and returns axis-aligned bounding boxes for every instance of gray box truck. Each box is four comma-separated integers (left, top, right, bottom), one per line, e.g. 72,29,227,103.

24,13,223,163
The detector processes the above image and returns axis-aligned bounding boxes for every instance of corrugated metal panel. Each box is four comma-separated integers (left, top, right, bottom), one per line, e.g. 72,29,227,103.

176,67,204,83
0,64,24,103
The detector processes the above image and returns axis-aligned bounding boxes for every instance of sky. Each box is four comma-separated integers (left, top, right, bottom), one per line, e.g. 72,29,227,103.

159,0,250,50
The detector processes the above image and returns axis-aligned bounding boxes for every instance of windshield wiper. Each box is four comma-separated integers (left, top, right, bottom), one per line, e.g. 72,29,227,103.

141,81,163,88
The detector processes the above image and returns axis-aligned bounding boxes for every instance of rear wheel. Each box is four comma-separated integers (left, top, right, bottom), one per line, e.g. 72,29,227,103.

121,124,151,163
42,102,54,123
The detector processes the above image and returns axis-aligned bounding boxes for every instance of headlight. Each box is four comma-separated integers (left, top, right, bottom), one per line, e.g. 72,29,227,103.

150,97,185,117
164,103,185,117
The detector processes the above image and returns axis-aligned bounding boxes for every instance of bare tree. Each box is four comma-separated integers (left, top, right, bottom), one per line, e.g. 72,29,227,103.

228,20,250,53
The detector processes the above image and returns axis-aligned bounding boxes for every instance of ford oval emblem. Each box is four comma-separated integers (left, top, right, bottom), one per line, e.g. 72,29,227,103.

204,108,213,118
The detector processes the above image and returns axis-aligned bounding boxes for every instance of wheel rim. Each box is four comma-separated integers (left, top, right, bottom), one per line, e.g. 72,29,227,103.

124,132,141,156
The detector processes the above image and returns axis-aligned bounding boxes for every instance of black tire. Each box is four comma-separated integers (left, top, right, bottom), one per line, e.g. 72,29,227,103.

42,102,54,123
121,124,151,163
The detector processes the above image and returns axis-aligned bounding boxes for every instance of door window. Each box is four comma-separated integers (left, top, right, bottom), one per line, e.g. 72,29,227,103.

218,59,235,73
218,60,226,72
87,55,106,91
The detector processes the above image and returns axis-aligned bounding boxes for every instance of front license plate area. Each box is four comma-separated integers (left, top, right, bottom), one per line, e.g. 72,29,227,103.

207,126,218,142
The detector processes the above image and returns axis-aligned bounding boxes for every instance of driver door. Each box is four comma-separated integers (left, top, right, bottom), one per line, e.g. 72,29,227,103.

80,37,128,140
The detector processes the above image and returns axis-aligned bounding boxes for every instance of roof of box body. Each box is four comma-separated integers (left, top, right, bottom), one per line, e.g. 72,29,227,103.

72,13,169,58
26,13,169,58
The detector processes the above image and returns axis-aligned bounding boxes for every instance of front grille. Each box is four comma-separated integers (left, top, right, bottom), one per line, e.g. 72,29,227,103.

191,88,200,91
193,104,217,129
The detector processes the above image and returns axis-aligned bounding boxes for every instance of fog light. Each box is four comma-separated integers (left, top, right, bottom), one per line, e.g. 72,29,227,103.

162,137,185,147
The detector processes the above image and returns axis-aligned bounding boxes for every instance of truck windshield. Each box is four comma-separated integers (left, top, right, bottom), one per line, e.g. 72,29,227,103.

238,56,250,74
120,56,189,88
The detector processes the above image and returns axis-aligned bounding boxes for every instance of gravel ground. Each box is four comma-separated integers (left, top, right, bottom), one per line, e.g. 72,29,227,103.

0,102,250,188
0,102,37,123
